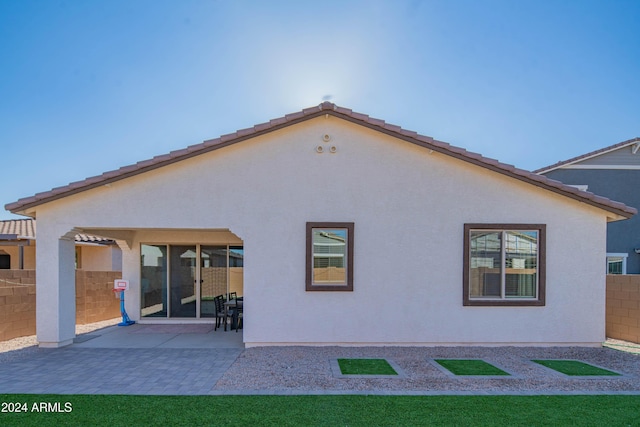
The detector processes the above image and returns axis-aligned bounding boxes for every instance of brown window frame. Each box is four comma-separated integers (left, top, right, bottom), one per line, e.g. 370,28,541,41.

306,222,354,292
463,223,546,306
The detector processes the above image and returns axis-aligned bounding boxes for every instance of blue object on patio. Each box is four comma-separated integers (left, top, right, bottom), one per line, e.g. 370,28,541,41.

115,289,135,326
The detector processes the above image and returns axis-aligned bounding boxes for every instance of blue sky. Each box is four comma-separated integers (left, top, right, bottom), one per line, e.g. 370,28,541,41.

1,0,638,220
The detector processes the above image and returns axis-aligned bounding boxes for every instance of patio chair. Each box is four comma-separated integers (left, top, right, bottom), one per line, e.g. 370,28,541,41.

213,295,231,331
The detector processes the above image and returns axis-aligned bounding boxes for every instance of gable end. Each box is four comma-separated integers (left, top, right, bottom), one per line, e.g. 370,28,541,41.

6,103,637,220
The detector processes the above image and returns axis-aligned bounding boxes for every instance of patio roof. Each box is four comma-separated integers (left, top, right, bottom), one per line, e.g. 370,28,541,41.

5,102,637,220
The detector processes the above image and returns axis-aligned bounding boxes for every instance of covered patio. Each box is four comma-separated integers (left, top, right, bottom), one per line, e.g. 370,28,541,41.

33,225,245,347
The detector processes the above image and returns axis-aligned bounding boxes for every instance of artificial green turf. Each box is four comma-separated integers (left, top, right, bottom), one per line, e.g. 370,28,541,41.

434,359,510,376
1,395,639,426
337,358,398,375
532,360,621,376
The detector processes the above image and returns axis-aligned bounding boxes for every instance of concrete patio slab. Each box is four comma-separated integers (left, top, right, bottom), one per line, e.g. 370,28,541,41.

72,323,244,349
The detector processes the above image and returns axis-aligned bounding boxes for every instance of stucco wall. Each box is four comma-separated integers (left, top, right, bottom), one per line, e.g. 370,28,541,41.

0,242,120,271
78,245,121,271
542,169,640,273
0,244,36,269
32,116,613,346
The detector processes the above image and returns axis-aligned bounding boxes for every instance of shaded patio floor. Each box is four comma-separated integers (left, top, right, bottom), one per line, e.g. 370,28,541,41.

73,322,244,349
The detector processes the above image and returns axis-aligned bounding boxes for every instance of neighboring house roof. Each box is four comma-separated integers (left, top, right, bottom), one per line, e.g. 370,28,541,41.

5,102,637,219
534,137,640,174
0,219,114,244
0,218,36,240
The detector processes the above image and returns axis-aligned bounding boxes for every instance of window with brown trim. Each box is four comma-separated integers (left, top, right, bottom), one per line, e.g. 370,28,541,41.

306,222,354,291
463,224,545,306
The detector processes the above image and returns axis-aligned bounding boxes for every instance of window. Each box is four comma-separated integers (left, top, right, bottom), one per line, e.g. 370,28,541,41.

306,222,354,291
0,252,9,269
75,247,82,270
463,224,545,306
606,253,628,275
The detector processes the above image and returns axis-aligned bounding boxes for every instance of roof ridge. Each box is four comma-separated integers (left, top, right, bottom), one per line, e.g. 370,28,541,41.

5,103,637,219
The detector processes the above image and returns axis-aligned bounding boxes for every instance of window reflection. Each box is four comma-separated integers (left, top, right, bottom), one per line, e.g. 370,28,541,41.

312,228,347,285
469,231,502,298
469,230,538,299
141,244,168,317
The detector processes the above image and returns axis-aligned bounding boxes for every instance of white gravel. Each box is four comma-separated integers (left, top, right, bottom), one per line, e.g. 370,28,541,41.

214,344,640,393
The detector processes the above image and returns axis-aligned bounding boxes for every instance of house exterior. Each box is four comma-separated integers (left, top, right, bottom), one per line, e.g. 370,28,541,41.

5,103,635,348
0,218,121,271
535,138,640,274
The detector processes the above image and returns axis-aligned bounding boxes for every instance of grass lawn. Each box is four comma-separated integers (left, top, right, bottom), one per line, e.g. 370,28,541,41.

1,395,639,426
532,360,621,376
434,359,510,376
337,358,398,375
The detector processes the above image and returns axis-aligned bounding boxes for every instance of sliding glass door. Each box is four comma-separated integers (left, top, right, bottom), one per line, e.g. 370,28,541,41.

141,245,168,317
169,245,197,318
141,244,243,319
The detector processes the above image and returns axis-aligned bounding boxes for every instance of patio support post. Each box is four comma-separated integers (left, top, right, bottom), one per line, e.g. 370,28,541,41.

116,239,140,322
36,231,76,348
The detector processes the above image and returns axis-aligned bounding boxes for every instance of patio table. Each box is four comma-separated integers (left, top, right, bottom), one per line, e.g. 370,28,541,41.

223,298,243,330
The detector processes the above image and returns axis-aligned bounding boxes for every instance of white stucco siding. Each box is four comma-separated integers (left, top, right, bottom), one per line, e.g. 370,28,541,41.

77,245,121,271
33,116,610,345
34,218,78,347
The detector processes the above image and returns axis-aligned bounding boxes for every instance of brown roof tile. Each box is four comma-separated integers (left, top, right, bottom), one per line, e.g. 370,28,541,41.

220,132,238,142
285,111,304,121
5,103,637,219
368,118,386,127
236,127,254,138
350,112,369,121
253,122,272,132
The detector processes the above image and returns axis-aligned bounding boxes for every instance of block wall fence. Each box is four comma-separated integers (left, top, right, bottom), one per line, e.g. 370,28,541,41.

0,270,121,342
606,274,640,344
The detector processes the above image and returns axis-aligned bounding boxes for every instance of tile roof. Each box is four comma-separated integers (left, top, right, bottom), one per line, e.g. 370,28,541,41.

0,219,114,243
534,137,640,174
0,218,36,239
74,233,115,243
5,102,637,219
